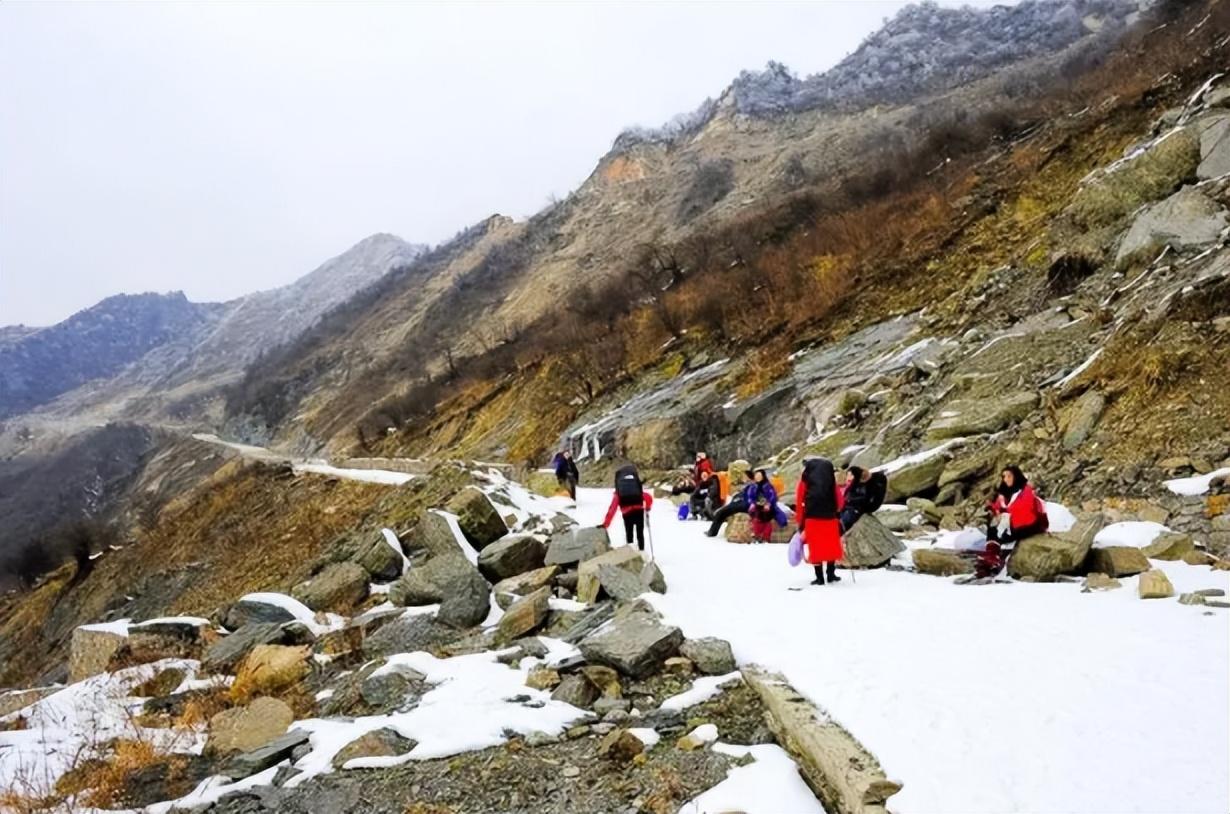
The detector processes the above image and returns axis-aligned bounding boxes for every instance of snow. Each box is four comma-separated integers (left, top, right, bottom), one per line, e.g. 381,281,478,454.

433,509,479,565
680,744,824,814
235,592,344,635
0,660,206,800
684,723,719,744
130,615,210,629
284,650,587,786
145,766,281,814
77,618,131,636
659,672,742,712
572,487,1229,814
381,527,411,575
627,727,661,748
293,461,413,485
1055,347,1103,388
548,597,588,612
875,438,966,475
1094,521,1171,549
1165,467,1230,496
1045,500,1077,533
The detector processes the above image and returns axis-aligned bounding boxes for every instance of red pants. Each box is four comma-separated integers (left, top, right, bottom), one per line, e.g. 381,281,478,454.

750,515,775,541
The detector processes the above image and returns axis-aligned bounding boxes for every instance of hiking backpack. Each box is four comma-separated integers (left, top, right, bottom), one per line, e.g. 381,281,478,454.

614,465,643,508
803,458,838,519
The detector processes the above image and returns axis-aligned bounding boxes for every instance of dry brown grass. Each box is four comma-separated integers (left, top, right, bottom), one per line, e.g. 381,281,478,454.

53,739,159,809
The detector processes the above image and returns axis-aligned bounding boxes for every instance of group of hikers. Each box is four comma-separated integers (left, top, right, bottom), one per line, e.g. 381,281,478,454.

554,447,1047,583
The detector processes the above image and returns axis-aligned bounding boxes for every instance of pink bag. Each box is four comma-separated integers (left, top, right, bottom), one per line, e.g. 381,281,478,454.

787,531,804,567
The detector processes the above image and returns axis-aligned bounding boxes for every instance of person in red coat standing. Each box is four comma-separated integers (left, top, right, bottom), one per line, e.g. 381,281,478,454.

796,457,845,585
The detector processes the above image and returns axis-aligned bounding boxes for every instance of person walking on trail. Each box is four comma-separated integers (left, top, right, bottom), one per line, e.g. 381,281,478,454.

601,464,655,551
705,469,755,537
796,457,844,585
747,468,780,544
979,465,1048,577
553,449,579,501
839,466,888,532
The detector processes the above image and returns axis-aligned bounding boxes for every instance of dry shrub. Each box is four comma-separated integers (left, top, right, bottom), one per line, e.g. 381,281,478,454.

641,766,688,814
55,739,158,808
174,685,231,729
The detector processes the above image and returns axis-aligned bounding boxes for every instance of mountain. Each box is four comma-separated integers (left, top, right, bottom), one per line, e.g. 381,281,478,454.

0,292,215,419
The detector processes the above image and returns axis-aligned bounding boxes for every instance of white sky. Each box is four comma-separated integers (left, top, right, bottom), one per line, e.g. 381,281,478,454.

0,1,1003,326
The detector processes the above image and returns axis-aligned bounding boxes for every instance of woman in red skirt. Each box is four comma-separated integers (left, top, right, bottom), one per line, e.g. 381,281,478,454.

795,457,844,585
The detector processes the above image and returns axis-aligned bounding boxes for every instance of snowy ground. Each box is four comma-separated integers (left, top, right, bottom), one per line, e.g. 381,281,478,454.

570,488,1230,814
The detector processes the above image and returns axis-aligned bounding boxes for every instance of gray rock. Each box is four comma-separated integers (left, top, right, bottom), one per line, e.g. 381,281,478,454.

405,510,464,559
1115,186,1228,263
224,598,297,630
360,669,423,711
446,487,509,551
496,586,551,643
206,697,294,757
926,393,1038,441
679,637,736,675
639,561,667,594
1086,546,1150,578
436,568,492,629
127,619,210,664
355,534,405,582
551,674,600,709
579,604,683,679
362,614,460,658
224,730,310,779
840,514,905,568
203,623,289,674
388,555,477,606
292,562,369,613
884,455,950,502
555,601,617,644
875,508,914,532
593,697,632,715
595,563,649,602
477,534,547,582
1061,390,1107,450
331,728,417,769
545,527,611,566
1009,514,1102,581
1197,113,1230,180
912,548,975,577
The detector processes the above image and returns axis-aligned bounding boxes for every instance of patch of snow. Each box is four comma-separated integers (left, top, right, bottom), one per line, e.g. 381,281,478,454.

680,744,825,814
130,616,210,629
77,618,131,637
293,462,413,485
146,765,282,814
875,438,966,475
539,637,582,668
381,527,412,575
234,593,343,636
627,727,661,748
659,672,742,712
1055,348,1103,388
1094,521,1171,549
432,509,479,565
548,597,588,612
1165,467,1230,496
1045,501,1077,533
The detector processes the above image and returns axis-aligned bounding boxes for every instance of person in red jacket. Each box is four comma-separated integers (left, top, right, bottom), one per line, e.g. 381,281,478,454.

602,481,655,551
693,452,714,481
979,465,1048,577
796,457,845,585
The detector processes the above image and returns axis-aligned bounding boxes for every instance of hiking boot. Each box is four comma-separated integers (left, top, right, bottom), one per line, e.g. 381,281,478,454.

826,564,841,583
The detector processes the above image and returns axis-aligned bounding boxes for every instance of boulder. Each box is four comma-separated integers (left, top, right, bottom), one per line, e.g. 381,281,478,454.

593,566,648,604
580,665,622,698
724,514,754,544
1061,390,1107,450
577,547,645,603
292,562,369,613
876,508,914,532
679,637,736,675
926,393,1038,441
1138,569,1175,599
224,597,298,630
1115,186,1228,263
69,625,129,683
1087,546,1150,578
640,561,667,594
839,514,905,568
331,728,417,769
230,644,311,703
134,667,188,698
938,447,999,488
496,587,551,643
525,667,560,691
1197,113,1230,180
205,696,294,757
551,674,600,709
359,669,422,711
1178,592,1207,606
579,604,683,679
225,730,310,779
884,456,950,502
1009,514,1102,582
492,565,559,602
907,497,942,524
355,532,405,582
477,535,546,582
598,728,646,762
388,555,478,606
203,623,291,674
545,527,610,566
127,618,211,664
1082,573,1122,591
436,568,492,629
406,511,464,559
913,548,975,577
446,487,508,550
362,615,460,658
1142,532,1195,561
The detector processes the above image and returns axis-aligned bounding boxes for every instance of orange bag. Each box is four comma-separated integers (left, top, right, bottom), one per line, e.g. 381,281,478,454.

717,471,730,502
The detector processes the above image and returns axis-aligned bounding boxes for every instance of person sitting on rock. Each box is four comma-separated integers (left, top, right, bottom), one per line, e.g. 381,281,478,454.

689,469,721,521
705,469,755,537
839,466,888,532
796,457,845,585
979,465,1049,577
747,468,781,544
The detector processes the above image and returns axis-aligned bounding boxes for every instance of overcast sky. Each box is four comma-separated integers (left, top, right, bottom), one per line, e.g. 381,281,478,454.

1,1,1002,327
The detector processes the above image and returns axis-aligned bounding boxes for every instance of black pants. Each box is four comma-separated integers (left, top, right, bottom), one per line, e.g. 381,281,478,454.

707,498,748,536
623,510,645,550
839,507,864,534
813,563,838,583
986,520,1046,546
557,474,577,501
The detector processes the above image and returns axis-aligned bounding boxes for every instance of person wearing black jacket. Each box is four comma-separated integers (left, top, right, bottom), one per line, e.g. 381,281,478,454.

704,469,755,537
839,466,887,532
553,450,579,501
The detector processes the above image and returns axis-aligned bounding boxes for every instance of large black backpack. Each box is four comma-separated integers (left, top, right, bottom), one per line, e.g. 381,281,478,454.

802,458,838,520
614,465,643,508
867,471,888,513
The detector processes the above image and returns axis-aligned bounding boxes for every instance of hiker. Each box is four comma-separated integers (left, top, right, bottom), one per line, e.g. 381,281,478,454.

839,466,888,532
669,468,696,497
553,449,579,501
693,452,714,481
601,464,655,551
705,469,755,537
747,468,781,544
796,457,844,585
689,469,721,521
979,465,1048,577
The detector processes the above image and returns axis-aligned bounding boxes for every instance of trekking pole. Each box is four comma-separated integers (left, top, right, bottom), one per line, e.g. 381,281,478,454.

647,512,657,562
